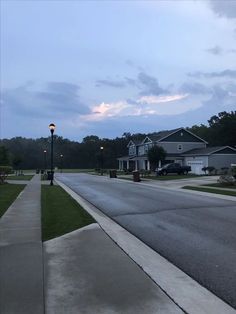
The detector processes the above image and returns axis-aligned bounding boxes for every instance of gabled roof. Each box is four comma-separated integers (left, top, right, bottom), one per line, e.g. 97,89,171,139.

147,129,180,142
128,127,207,147
127,139,142,147
141,136,153,144
156,128,207,143
183,146,236,156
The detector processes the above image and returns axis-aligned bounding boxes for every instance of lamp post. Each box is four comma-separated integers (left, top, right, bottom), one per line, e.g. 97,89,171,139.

100,146,104,176
49,123,56,186
60,154,63,173
43,150,47,173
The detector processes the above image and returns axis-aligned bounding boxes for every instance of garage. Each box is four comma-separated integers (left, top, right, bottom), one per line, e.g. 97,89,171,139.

186,160,204,175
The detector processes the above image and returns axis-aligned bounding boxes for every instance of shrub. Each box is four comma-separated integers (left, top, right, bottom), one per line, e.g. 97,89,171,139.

206,166,215,175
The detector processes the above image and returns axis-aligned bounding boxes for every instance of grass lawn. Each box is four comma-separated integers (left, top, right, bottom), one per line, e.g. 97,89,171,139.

55,169,94,173
182,186,236,197
7,175,34,181
0,184,26,218
202,183,236,189
41,185,95,241
143,174,201,181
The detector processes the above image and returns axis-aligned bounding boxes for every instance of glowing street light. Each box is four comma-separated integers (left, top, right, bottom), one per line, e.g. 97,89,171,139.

49,123,56,185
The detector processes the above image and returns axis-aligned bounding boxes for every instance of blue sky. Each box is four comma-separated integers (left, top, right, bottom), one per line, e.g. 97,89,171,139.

1,0,236,140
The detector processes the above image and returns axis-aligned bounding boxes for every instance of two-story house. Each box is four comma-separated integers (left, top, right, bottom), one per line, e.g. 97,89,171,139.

117,128,236,174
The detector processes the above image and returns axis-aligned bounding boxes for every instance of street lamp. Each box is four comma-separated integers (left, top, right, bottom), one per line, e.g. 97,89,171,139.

100,146,104,176
49,123,56,186
43,150,47,173
60,154,63,173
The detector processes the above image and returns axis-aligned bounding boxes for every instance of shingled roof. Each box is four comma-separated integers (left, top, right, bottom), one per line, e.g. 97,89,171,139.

147,128,180,142
183,146,236,156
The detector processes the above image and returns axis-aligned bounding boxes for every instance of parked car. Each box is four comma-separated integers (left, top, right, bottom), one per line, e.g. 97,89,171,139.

157,163,191,175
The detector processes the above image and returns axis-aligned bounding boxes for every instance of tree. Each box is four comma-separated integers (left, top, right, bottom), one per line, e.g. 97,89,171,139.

0,146,10,165
207,111,236,146
12,156,23,175
147,145,166,170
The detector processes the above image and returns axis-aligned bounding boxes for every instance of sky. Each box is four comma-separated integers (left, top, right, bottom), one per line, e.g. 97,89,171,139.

0,0,236,141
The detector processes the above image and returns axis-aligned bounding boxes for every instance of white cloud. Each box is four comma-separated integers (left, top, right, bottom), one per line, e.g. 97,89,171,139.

81,93,199,122
138,94,189,104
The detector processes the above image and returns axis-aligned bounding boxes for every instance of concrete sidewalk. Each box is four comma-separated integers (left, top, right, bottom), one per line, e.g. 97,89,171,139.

44,224,183,314
0,174,44,314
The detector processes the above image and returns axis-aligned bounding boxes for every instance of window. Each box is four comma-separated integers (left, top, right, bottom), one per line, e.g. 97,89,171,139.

177,144,183,151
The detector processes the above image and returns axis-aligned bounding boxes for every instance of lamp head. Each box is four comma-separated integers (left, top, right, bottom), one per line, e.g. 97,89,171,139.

49,123,56,134
100,146,104,150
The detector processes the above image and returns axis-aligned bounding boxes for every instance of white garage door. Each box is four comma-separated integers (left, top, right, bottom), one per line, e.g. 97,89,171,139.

187,160,204,175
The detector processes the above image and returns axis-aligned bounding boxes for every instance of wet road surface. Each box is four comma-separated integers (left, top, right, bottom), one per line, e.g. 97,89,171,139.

57,173,236,308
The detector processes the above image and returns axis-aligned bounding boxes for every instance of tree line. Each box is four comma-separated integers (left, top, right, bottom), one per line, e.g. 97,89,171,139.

0,111,235,170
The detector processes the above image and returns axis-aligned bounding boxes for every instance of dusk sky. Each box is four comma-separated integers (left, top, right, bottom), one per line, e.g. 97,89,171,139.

1,0,236,141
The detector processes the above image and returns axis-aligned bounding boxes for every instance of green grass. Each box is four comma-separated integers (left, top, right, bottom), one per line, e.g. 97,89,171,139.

7,175,34,181
0,184,26,217
143,174,201,181
202,183,236,189
41,185,95,241
55,169,94,173
182,186,236,197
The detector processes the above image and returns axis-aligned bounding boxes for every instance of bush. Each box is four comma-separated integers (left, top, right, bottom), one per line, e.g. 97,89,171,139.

205,166,215,175
0,166,13,184
221,167,229,175
231,166,236,179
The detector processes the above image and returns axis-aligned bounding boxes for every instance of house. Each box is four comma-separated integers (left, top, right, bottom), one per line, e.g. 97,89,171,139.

117,128,236,174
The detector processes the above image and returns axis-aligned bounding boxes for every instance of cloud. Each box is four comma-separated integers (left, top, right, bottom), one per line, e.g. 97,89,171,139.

180,82,211,94
206,45,223,55
1,82,90,118
137,94,189,104
137,72,166,95
188,69,236,79
82,92,196,122
95,79,126,88
95,72,167,96
209,0,236,19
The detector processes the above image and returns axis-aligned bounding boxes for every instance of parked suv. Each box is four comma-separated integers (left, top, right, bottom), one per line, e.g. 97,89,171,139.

157,163,191,175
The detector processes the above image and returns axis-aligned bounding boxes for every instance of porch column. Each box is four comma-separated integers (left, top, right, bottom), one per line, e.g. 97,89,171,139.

127,160,129,169
147,161,150,171
135,160,138,170
158,160,161,168
143,160,145,170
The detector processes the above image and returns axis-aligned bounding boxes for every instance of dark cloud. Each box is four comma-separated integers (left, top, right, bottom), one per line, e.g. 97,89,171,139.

126,98,138,105
124,77,137,86
95,79,126,88
95,72,167,96
137,72,166,95
188,69,236,79
206,45,223,55
180,82,211,94
209,0,236,19
2,82,90,118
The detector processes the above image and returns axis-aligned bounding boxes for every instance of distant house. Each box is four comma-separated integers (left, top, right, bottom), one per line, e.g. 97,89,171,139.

117,128,236,174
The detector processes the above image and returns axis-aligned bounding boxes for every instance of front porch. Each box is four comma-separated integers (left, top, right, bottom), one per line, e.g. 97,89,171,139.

118,154,185,171
118,156,150,171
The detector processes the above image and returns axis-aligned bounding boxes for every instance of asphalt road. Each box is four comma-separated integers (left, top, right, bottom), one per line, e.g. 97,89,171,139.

57,173,236,308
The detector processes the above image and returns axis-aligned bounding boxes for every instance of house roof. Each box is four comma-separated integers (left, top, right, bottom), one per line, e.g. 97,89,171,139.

127,139,142,147
147,129,180,142
142,127,207,144
183,146,236,156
